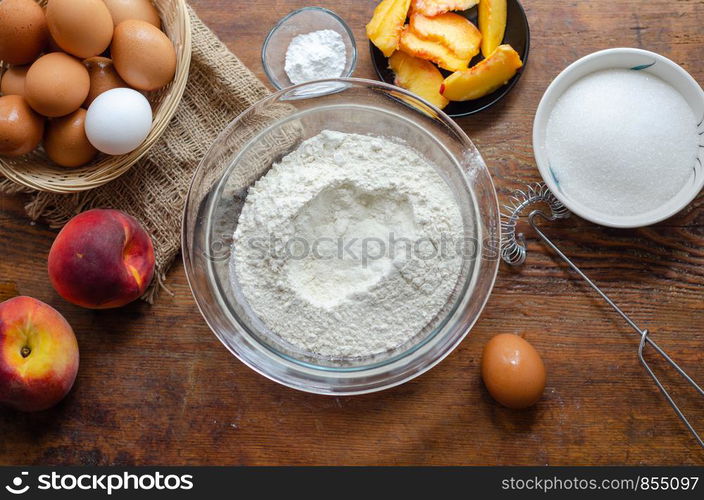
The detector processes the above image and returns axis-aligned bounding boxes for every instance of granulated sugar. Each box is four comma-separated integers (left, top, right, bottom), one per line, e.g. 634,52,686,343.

545,69,699,216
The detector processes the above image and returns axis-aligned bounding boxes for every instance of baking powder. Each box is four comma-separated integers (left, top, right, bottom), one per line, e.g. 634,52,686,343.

230,131,464,359
284,29,346,85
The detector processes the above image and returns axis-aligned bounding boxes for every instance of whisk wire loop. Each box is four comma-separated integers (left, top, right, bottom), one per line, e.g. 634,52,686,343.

500,183,570,265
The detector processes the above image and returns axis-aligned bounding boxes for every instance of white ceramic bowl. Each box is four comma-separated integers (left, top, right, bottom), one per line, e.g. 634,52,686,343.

533,48,704,228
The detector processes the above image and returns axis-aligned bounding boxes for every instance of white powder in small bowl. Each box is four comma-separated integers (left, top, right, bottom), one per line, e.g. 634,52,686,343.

545,68,699,217
284,29,347,85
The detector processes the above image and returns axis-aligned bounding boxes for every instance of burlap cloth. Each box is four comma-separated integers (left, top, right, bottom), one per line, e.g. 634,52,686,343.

0,6,275,302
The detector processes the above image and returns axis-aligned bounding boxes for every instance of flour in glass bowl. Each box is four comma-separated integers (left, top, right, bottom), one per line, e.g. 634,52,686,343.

230,131,464,359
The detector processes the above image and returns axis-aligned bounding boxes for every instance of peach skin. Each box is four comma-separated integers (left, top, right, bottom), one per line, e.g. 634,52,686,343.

48,209,155,309
0,296,79,412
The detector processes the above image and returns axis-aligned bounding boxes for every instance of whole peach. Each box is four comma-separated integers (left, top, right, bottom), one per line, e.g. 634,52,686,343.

48,209,155,309
0,296,79,412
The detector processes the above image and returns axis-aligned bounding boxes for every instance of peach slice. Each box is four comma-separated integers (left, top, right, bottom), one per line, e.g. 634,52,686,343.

479,0,507,57
0,296,79,412
399,26,469,72
410,12,481,62
367,0,412,57
389,51,449,109
411,0,478,17
440,44,522,101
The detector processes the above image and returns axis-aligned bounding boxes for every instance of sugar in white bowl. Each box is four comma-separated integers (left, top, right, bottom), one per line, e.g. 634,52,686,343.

545,69,699,217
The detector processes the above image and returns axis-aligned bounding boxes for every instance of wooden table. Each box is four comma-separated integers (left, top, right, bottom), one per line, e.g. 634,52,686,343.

1,0,703,466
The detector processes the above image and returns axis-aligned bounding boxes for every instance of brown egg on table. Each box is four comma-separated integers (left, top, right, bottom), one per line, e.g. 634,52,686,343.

44,108,97,167
46,0,114,58
1,66,29,97
112,19,176,91
82,57,128,107
0,95,44,156
481,333,546,409
103,0,161,28
25,52,90,117
0,0,49,65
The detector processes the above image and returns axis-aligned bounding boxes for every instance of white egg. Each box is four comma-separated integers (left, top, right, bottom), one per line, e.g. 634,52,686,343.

85,88,152,155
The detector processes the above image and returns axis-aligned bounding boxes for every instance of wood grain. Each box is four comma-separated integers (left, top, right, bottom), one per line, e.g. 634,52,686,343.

1,0,704,465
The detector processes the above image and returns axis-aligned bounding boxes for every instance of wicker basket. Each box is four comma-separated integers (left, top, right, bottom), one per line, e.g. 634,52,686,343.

0,0,192,193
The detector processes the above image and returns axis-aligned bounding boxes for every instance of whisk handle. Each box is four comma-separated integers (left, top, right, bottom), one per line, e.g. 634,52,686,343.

528,209,704,449
639,331,704,449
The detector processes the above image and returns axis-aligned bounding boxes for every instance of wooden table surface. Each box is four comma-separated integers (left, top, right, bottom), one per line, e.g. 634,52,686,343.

2,0,704,466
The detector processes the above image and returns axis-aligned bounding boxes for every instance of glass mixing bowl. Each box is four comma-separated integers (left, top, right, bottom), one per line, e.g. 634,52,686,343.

182,78,500,395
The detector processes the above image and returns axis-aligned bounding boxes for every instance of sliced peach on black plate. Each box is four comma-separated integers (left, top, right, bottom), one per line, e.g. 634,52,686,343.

369,0,529,116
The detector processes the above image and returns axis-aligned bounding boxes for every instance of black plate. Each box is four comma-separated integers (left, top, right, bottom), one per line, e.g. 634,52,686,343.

370,0,530,117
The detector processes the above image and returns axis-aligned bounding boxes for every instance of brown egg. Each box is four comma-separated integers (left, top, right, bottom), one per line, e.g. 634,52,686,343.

112,20,176,91
25,52,90,117
46,0,114,58
103,0,161,28
1,66,29,97
82,57,127,107
0,0,49,65
44,108,97,167
481,334,546,409
0,95,44,156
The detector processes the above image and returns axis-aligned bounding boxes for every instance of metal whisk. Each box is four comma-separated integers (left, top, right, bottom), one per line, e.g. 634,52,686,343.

501,182,704,449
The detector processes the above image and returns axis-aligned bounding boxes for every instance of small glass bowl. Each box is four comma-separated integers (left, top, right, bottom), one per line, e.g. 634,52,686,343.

261,7,357,90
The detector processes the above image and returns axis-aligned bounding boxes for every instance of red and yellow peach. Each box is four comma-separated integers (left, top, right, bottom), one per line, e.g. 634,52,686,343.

48,209,155,309
0,296,79,412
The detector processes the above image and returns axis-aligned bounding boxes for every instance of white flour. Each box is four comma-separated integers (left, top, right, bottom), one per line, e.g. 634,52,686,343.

231,131,463,359
284,29,346,85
